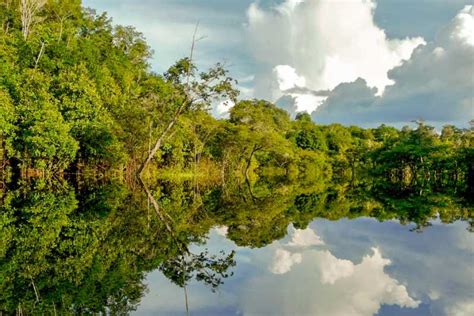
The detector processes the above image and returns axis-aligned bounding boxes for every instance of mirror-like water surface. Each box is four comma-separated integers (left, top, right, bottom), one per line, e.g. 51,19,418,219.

1,177,472,316
138,219,473,316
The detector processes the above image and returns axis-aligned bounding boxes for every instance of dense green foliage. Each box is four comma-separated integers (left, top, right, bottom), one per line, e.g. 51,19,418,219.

0,0,237,174
0,2,473,313
0,1,472,199
0,178,237,314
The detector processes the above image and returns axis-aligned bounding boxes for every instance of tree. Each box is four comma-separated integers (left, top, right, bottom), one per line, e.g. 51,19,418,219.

138,58,238,176
12,70,78,170
0,87,16,165
20,0,46,40
228,100,292,178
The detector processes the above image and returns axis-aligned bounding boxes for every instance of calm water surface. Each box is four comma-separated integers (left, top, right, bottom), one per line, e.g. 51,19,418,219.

1,179,472,316
136,219,473,316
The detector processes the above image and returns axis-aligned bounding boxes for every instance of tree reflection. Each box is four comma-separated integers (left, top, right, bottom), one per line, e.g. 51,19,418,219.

1,179,150,314
159,250,236,292
0,178,236,315
0,173,472,314
140,177,236,314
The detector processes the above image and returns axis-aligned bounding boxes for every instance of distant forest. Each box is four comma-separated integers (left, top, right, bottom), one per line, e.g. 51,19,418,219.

0,0,473,195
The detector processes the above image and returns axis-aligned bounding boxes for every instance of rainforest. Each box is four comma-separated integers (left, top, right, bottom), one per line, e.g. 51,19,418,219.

0,1,473,315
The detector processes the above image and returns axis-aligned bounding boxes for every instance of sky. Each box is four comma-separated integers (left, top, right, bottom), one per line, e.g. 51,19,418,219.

82,0,474,128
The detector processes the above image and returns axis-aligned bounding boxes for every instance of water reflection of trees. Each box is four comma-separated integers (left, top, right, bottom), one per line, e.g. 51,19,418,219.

0,179,235,315
202,177,473,247
0,175,472,314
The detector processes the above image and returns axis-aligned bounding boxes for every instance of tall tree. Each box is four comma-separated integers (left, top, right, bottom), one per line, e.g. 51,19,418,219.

138,58,238,176
20,0,46,40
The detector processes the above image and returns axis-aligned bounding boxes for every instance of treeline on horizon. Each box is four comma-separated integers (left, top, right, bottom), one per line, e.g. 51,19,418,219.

0,0,473,195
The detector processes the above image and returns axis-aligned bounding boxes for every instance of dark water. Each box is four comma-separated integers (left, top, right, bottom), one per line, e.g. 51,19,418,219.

1,178,473,316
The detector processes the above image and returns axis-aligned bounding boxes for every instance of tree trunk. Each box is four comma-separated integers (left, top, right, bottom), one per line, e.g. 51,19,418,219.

137,118,177,177
21,0,46,40
34,41,45,68
245,145,259,180
221,152,228,186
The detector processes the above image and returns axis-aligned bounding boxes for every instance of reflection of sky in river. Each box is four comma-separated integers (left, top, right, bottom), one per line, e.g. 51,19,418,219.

135,218,474,316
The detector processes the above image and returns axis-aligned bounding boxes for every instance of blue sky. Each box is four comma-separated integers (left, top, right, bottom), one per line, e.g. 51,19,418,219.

83,0,474,128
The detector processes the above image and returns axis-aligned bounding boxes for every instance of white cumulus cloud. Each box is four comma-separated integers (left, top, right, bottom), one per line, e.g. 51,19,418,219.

287,227,325,247
243,246,420,315
247,0,424,109
274,65,306,91
313,5,474,127
212,99,235,119
318,250,354,284
269,248,303,274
